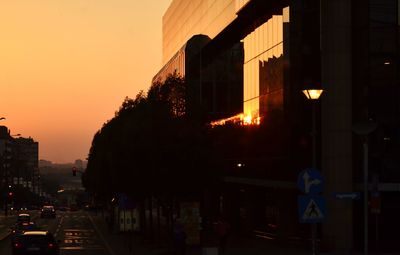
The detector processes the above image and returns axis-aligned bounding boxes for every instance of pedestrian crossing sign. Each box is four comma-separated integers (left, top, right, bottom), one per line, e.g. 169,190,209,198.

298,195,326,223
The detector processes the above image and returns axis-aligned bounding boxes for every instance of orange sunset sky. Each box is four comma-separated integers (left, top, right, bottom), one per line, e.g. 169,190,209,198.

0,0,172,163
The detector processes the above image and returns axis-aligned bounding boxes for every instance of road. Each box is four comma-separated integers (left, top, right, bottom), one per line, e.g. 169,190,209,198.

0,210,114,255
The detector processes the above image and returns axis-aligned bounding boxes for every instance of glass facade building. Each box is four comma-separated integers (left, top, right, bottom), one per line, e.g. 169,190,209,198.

154,0,400,252
243,7,289,124
162,0,237,64
160,0,291,125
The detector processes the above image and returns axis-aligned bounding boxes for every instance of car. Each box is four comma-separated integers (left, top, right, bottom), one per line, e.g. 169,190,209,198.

12,231,59,255
11,207,28,211
40,206,56,218
16,214,31,224
11,222,38,244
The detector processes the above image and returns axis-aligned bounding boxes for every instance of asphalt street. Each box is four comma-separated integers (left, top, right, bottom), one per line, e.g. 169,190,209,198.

0,210,114,255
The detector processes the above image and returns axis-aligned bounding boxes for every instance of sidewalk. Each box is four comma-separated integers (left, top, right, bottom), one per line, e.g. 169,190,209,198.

88,213,325,255
0,212,16,240
89,212,170,255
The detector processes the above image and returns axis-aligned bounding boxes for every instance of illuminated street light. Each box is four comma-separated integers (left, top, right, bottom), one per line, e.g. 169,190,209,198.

0,117,5,121
302,89,324,100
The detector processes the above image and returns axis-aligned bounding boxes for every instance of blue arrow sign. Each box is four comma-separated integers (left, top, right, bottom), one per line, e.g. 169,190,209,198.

333,192,360,200
297,168,324,194
298,195,326,223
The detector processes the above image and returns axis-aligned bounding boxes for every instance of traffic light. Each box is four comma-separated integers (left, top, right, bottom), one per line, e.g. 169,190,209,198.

72,167,77,176
7,186,13,202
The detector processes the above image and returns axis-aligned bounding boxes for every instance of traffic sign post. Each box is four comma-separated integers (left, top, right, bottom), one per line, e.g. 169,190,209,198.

297,168,325,255
297,168,324,194
298,195,326,223
333,192,360,200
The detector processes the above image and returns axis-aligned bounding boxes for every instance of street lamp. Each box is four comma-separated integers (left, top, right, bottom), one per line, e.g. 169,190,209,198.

302,89,324,100
352,121,377,255
303,88,324,255
0,117,5,121
302,89,324,167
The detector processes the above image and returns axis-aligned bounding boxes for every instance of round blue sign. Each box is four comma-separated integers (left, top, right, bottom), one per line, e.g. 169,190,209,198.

297,168,324,194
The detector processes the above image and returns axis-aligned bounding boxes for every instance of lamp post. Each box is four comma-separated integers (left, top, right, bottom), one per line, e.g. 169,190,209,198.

352,121,377,255
303,89,324,255
302,89,324,168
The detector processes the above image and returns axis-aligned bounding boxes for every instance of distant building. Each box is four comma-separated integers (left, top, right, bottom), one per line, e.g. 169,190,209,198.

0,127,40,194
13,137,39,191
74,159,87,169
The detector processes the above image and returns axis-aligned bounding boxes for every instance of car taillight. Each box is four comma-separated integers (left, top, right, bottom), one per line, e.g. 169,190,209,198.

14,243,22,248
48,243,54,248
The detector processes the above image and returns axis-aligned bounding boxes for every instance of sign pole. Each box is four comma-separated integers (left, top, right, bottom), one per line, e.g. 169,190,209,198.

363,140,368,255
312,223,317,255
297,169,325,255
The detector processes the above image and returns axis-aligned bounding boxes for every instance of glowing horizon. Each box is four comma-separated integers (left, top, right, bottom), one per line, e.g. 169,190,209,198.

0,0,172,163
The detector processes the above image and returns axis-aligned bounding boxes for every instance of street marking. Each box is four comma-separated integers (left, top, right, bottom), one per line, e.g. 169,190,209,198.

64,229,94,232
54,216,64,238
61,246,104,250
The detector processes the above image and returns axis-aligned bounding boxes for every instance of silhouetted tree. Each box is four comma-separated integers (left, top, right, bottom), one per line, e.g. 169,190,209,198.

83,72,218,207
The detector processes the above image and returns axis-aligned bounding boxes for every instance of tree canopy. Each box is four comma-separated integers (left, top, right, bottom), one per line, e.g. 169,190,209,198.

83,73,217,200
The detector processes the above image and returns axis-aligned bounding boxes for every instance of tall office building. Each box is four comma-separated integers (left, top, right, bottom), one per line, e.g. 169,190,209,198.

155,0,399,253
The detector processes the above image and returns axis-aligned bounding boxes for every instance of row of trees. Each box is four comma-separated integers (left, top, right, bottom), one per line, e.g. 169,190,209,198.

82,73,219,206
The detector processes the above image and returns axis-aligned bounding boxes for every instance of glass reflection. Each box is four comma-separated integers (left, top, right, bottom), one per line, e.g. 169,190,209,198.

163,0,237,64
243,7,289,125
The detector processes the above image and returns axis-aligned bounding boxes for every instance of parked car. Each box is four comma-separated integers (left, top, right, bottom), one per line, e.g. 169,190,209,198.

12,231,59,255
40,206,56,218
16,214,31,224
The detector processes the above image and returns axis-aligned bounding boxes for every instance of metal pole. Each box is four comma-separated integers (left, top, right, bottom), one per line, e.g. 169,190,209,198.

375,214,378,251
363,140,368,255
312,222,317,255
312,101,317,255
312,101,317,168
